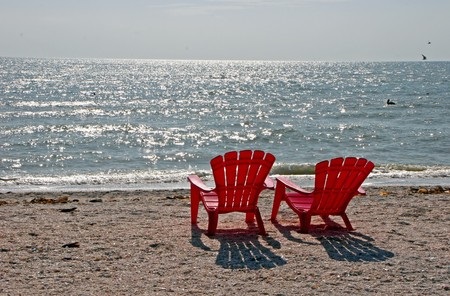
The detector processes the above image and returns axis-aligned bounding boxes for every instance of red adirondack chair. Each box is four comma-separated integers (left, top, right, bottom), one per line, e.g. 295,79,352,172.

188,150,275,236
271,157,374,233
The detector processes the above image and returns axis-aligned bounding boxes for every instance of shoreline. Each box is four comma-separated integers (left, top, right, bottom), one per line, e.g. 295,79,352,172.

1,175,449,194
1,186,449,295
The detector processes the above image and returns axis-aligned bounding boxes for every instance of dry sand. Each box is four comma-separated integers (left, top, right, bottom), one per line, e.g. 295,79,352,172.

0,186,449,295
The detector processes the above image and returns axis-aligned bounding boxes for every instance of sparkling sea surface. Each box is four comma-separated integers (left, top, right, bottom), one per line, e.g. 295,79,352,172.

1,57,449,191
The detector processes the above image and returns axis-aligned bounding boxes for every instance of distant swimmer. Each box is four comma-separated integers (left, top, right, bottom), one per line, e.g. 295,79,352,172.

387,99,395,105
422,54,427,60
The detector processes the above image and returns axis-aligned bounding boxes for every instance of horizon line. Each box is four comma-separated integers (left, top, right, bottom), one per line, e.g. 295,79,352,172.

1,55,448,63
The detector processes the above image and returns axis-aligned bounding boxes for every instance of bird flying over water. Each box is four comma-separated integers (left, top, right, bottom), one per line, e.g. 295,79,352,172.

422,54,427,60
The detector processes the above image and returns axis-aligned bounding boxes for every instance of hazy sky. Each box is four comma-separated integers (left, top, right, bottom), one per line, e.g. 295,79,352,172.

1,0,449,61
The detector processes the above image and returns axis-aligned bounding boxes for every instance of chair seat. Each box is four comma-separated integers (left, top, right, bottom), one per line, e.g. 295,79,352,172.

285,193,314,212
202,192,219,211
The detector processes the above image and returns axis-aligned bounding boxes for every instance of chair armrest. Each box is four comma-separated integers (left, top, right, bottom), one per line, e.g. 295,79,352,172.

187,175,213,192
263,177,275,190
275,176,312,194
357,186,366,195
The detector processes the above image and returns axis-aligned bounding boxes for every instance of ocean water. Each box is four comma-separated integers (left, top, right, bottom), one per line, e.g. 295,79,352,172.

0,57,449,191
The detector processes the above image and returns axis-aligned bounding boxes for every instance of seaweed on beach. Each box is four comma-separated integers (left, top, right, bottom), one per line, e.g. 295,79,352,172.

29,195,70,204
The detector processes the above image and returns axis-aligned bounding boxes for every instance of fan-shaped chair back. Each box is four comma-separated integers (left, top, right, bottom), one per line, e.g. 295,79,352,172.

211,150,275,213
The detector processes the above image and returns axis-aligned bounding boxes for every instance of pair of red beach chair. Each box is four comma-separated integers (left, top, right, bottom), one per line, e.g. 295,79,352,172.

187,150,374,236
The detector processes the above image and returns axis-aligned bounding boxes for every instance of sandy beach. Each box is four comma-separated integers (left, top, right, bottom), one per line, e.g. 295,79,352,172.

0,186,449,295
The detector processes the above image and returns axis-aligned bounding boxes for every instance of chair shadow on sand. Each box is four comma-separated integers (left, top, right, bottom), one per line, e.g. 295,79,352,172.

314,231,395,262
272,221,394,262
191,225,287,270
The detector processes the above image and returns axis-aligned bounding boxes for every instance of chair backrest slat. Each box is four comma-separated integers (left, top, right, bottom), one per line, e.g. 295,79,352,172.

211,150,275,213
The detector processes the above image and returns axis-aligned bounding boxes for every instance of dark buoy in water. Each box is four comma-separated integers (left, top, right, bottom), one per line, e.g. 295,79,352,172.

387,99,395,105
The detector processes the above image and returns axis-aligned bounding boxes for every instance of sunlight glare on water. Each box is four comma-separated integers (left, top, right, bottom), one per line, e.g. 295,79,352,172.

0,58,449,189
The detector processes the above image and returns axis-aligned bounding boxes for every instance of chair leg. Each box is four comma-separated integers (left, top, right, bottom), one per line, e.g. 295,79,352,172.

254,207,267,236
207,211,219,236
271,182,285,221
190,186,200,224
299,213,311,234
341,213,354,231
245,212,255,223
320,215,336,227
320,214,330,222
